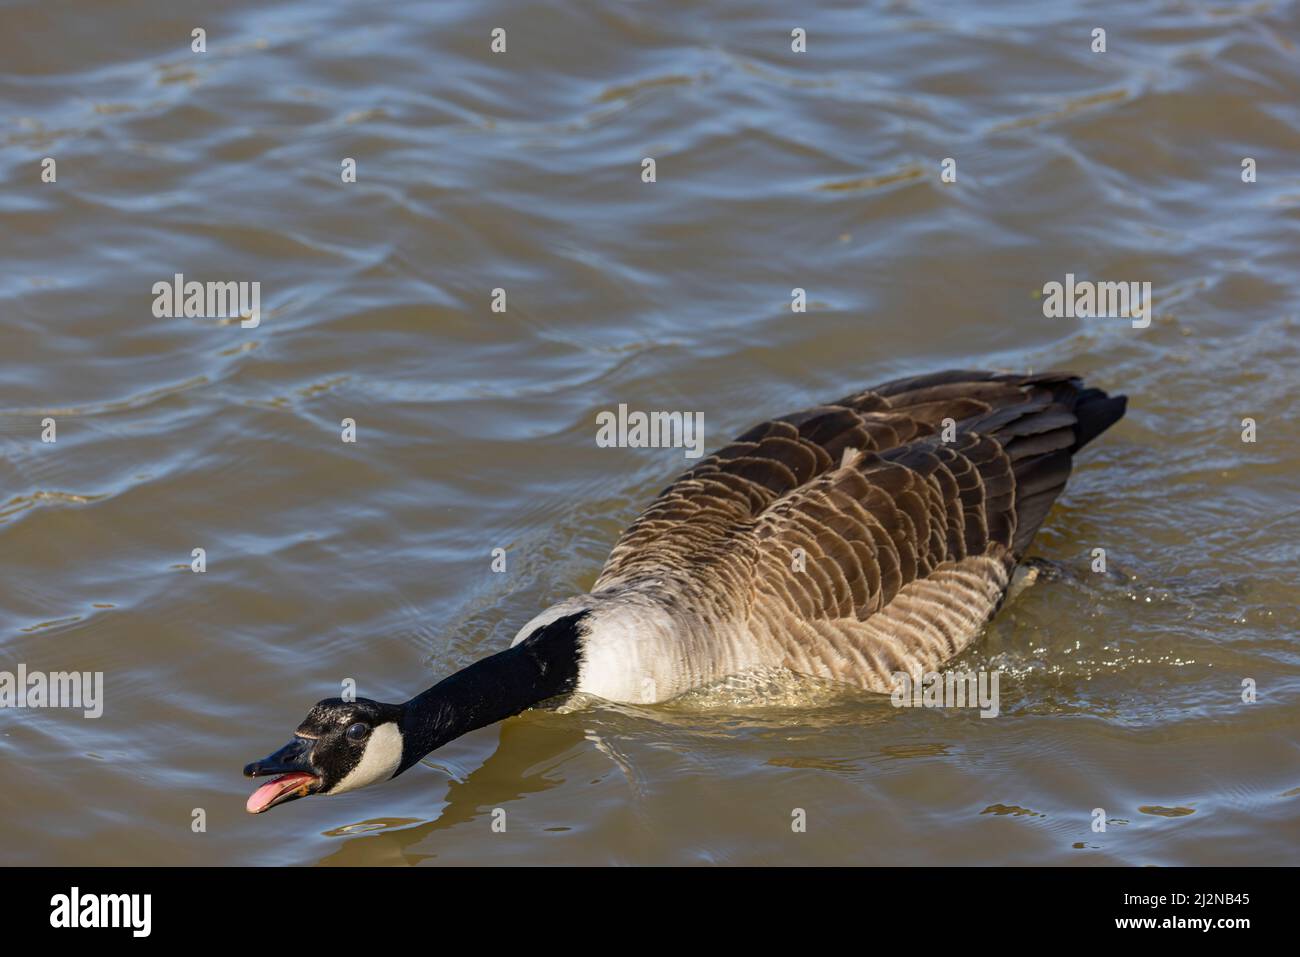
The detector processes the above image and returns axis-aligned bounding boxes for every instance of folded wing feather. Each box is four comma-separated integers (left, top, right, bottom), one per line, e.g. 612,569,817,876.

590,369,1126,693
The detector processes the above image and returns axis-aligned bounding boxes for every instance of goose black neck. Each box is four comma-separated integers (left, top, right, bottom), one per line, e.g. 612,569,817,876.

395,611,587,773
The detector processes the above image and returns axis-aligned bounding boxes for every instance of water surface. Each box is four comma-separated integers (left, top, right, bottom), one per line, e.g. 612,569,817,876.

2,0,1299,865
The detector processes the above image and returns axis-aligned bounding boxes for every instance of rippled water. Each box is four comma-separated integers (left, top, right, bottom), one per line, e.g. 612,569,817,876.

2,0,1298,865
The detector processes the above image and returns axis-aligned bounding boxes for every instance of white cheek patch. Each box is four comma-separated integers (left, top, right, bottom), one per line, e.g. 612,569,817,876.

326,722,403,795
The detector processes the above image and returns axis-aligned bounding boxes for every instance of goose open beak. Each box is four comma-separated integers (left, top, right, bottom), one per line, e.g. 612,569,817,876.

243,736,321,813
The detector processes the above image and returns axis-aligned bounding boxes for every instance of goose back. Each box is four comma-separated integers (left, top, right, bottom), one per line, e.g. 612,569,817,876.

554,370,1126,700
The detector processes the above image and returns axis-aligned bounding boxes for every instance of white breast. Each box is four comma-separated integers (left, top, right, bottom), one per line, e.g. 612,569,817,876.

515,596,695,704
574,603,678,703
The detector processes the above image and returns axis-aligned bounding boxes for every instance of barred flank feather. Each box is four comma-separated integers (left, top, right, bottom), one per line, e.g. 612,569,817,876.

576,370,1126,698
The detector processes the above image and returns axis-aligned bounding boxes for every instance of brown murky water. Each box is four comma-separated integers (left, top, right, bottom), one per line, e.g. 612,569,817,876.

2,0,1299,865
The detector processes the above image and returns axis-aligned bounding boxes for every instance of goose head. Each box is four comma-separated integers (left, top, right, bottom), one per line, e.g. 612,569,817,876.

244,697,407,813
242,609,591,814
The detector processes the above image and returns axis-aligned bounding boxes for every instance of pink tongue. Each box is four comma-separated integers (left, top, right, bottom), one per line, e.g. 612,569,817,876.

246,772,314,814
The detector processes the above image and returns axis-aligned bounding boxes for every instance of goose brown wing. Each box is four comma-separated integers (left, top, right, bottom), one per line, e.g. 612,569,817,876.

746,435,1020,689
743,374,1127,689
595,369,1122,600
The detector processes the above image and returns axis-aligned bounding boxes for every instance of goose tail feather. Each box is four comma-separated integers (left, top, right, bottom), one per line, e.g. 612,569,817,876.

989,376,1127,555
1070,389,1128,453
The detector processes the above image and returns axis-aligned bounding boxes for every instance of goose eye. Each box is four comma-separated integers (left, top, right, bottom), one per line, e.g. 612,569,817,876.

345,722,370,742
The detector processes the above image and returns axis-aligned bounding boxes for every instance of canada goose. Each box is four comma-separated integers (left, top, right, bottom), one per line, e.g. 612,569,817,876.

244,369,1125,812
